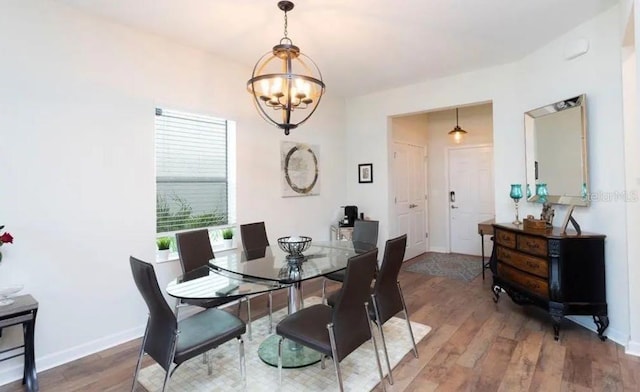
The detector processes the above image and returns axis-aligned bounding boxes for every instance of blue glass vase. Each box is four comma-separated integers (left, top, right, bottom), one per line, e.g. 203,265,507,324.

510,184,523,225
536,183,548,203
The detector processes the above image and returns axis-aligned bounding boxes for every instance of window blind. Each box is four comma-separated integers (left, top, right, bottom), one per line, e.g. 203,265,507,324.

155,108,229,234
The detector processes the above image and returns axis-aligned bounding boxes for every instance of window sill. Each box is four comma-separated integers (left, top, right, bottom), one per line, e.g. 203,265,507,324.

155,243,237,264
156,251,179,264
212,243,237,253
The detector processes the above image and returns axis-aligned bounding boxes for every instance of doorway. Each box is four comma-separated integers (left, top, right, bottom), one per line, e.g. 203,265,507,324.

448,145,494,255
390,103,494,260
393,142,428,260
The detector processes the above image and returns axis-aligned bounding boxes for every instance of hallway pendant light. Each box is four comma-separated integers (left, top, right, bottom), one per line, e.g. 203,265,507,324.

449,108,468,144
247,1,325,135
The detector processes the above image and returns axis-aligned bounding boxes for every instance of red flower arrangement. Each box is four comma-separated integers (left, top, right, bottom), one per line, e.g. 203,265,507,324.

0,225,13,246
0,225,12,262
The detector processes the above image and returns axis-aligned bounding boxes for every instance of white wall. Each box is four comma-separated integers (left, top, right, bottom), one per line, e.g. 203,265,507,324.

346,6,631,345
0,0,347,384
622,0,640,356
391,114,430,147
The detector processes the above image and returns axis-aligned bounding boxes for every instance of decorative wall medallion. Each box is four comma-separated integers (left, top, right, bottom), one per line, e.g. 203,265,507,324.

281,141,320,197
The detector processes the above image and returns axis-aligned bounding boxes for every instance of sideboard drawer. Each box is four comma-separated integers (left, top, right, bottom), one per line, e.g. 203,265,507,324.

498,263,549,300
495,229,516,248
517,235,548,257
496,246,548,278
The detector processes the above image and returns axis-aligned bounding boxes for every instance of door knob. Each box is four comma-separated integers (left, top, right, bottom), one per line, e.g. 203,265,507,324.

409,204,417,208
451,205,459,209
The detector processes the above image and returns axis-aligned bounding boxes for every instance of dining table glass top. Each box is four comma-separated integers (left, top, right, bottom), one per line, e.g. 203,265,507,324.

209,240,375,284
165,265,286,301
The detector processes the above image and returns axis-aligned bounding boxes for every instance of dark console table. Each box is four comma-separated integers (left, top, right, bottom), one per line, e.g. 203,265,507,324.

477,219,495,279
490,223,608,341
0,295,39,391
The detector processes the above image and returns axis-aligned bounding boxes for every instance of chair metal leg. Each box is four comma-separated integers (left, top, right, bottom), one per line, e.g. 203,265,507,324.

327,323,344,392
365,302,387,392
206,351,212,375
277,336,284,386
161,365,174,392
173,298,180,316
161,333,179,392
238,337,246,387
268,291,273,334
246,296,252,341
371,294,393,384
398,281,418,358
321,279,327,304
321,355,326,369
131,319,150,392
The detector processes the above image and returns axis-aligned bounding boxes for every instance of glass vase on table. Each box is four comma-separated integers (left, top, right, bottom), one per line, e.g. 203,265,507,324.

0,284,23,306
510,184,523,225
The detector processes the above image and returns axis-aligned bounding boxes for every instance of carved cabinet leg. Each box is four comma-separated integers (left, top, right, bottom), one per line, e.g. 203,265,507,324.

552,317,561,341
593,315,609,341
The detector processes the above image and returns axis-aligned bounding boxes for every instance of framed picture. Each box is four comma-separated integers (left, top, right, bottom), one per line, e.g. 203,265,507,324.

358,163,373,183
281,141,320,197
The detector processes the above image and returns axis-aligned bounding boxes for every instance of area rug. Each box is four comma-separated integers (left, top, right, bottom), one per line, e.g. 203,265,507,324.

404,252,483,282
137,297,430,392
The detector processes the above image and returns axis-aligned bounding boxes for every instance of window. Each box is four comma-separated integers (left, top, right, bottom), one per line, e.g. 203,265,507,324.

155,108,235,234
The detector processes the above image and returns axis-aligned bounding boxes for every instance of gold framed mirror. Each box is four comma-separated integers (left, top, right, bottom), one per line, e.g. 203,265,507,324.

524,94,589,206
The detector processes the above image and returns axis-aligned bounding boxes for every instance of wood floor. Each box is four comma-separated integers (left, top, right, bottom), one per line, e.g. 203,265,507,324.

1,257,639,392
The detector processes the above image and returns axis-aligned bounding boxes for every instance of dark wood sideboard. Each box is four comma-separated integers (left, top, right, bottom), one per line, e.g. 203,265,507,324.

490,223,608,341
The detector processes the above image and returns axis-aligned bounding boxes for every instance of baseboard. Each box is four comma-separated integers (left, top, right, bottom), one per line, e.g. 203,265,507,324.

0,324,146,387
566,315,626,347
626,340,640,357
428,246,448,253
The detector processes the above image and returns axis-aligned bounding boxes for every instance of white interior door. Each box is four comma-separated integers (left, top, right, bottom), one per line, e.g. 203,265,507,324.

393,142,427,260
449,146,494,255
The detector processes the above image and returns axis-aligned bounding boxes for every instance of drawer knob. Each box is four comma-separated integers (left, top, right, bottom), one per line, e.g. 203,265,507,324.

526,241,539,249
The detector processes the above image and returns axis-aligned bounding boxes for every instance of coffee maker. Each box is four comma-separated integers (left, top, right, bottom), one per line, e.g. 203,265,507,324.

339,205,358,227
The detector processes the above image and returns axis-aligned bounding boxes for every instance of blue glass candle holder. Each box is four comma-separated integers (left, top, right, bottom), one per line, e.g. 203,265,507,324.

510,184,523,225
536,183,548,203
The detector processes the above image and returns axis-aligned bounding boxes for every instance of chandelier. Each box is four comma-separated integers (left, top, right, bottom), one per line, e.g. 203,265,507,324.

247,1,325,135
449,108,468,144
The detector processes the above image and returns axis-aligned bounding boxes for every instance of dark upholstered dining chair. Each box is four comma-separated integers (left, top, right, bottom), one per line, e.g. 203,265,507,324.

239,222,270,250
129,256,246,392
322,219,379,302
175,229,254,339
275,249,386,392
239,221,275,332
352,219,380,244
328,234,418,385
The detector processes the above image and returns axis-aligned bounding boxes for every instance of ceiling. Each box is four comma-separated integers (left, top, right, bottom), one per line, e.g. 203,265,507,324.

55,0,618,97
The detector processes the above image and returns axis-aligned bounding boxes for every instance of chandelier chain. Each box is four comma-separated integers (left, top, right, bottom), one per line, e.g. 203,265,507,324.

283,10,288,38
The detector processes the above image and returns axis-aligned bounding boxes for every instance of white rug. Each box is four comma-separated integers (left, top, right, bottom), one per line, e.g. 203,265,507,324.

137,297,431,392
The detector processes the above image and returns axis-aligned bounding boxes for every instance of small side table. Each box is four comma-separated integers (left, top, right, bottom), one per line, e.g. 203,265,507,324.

0,294,39,391
329,224,354,241
477,219,495,280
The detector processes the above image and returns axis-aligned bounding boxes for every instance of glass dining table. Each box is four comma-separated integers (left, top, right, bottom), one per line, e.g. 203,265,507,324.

165,240,374,368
